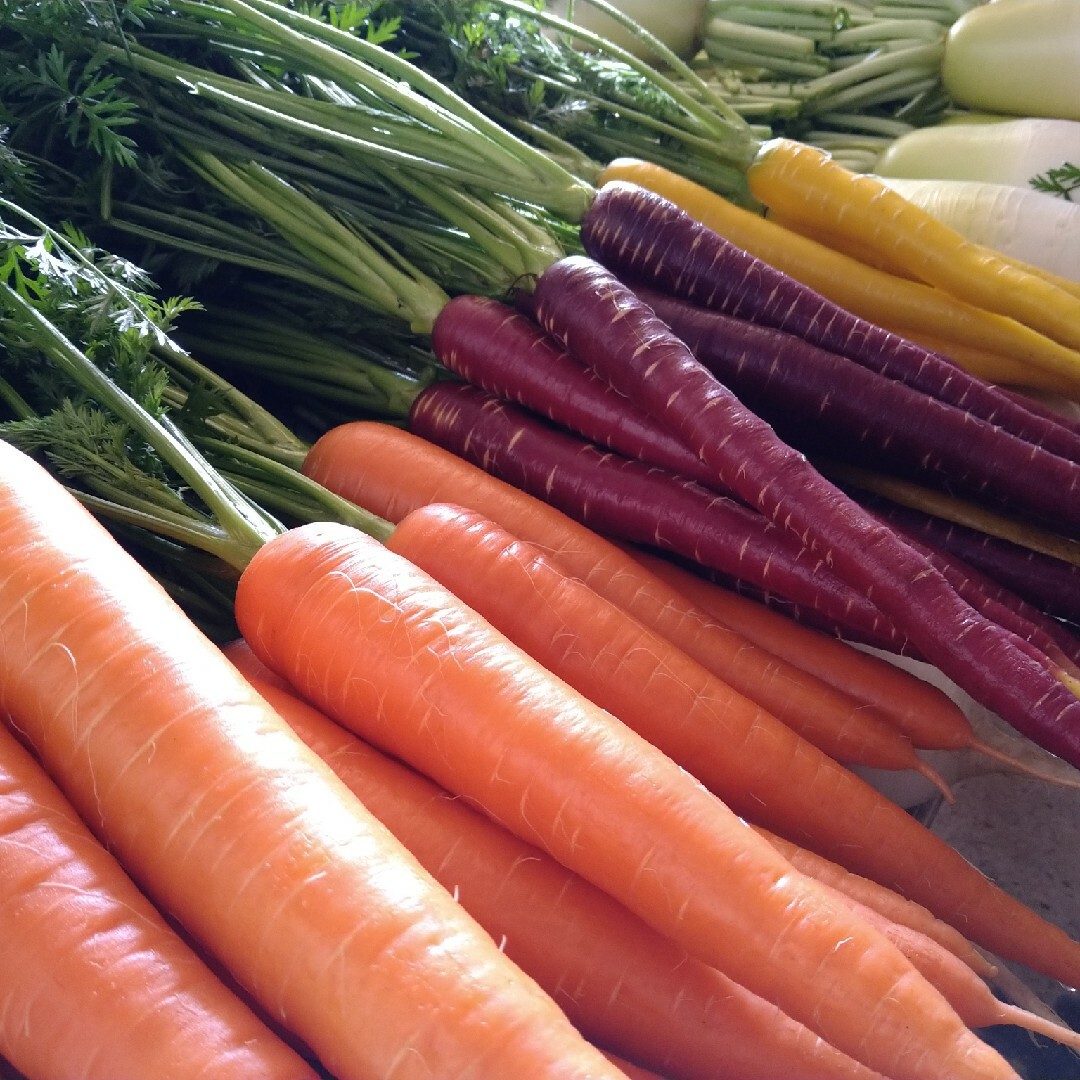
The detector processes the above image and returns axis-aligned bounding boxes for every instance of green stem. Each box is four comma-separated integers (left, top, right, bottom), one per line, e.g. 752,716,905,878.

793,40,944,103
196,436,395,542
214,0,595,216
174,314,435,419
74,489,256,569
704,18,827,63
155,340,310,458
183,151,450,331
543,0,750,131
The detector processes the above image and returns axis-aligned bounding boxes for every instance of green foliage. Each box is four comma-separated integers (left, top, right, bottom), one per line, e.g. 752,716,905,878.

1,45,139,166
0,0,151,171
379,0,758,196
1031,162,1080,202
0,198,201,493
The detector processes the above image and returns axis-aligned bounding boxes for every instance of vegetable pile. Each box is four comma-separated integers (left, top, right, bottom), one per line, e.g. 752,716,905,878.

2,2,1080,1078
691,0,1080,289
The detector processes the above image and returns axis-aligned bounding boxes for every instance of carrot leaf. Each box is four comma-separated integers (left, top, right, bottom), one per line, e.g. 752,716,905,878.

0,194,283,570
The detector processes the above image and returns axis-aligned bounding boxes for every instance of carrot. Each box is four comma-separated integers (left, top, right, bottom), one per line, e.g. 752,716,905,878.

626,547,978,749
862,497,1080,628
413,376,1080,696
762,202,1080,305
636,284,1080,536
879,330,1080,399
744,137,1080,362
385,500,954,799
752,824,998,981
818,460,1080,577
376,500,1080,971
598,156,1080,391
581,179,1080,464
0,719,315,1080
0,439,630,1080
883,517,1080,676
597,1052,669,1080
224,641,889,1080
298,418,893,652
298,420,1080,983
233,517,1019,1080
430,293,715,487
631,548,1080,783
529,252,1080,771
843,902,1080,1057
407,381,914,655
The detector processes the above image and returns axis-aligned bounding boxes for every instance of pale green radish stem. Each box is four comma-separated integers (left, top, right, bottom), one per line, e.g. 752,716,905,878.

877,176,1080,283
942,0,1080,121
875,116,1080,189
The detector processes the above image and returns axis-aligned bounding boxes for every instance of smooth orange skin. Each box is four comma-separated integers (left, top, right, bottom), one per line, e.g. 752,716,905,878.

0,713,315,1080
300,421,1080,992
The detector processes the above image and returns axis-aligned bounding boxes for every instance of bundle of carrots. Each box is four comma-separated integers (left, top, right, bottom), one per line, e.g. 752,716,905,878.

7,4,1080,1076
354,175,1080,779
4,233,1080,1080
0,198,1078,1073
597,154,1080,399
5,429,1080,1080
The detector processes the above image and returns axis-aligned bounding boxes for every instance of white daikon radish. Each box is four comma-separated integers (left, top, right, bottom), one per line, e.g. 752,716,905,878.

877,176,1080,282
942,0,1080,121
875,116,1080,189
546,0,708,60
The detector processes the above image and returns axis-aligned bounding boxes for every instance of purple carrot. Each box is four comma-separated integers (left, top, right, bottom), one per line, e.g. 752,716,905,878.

407,380,914,654
859,495,1080,629
998,388,1080,441
637,286,1080,536
430,294,716,486
878,516,1080,672
582,181,1080,465
527,253,1080,769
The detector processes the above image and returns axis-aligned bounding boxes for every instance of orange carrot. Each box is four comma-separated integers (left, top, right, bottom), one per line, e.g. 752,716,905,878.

225,640,888,1080
599,1052,670,1080
0,718,315,1080
0,439,629,1080
385,501,956,814
376,502,1080,976
302,421,950,789
751,824,997,981
234,515,1020,1080
630,548,972,739
633,549,1068,777
298,424,1080,988
842,901,1080,1056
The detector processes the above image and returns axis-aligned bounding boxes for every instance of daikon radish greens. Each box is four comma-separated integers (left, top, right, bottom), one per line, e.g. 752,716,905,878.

696,0,977,169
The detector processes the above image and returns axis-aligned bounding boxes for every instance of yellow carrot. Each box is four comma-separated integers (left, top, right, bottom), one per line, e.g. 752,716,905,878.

768,200,1080,305
598,156,1080,389
744,137,1080,364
